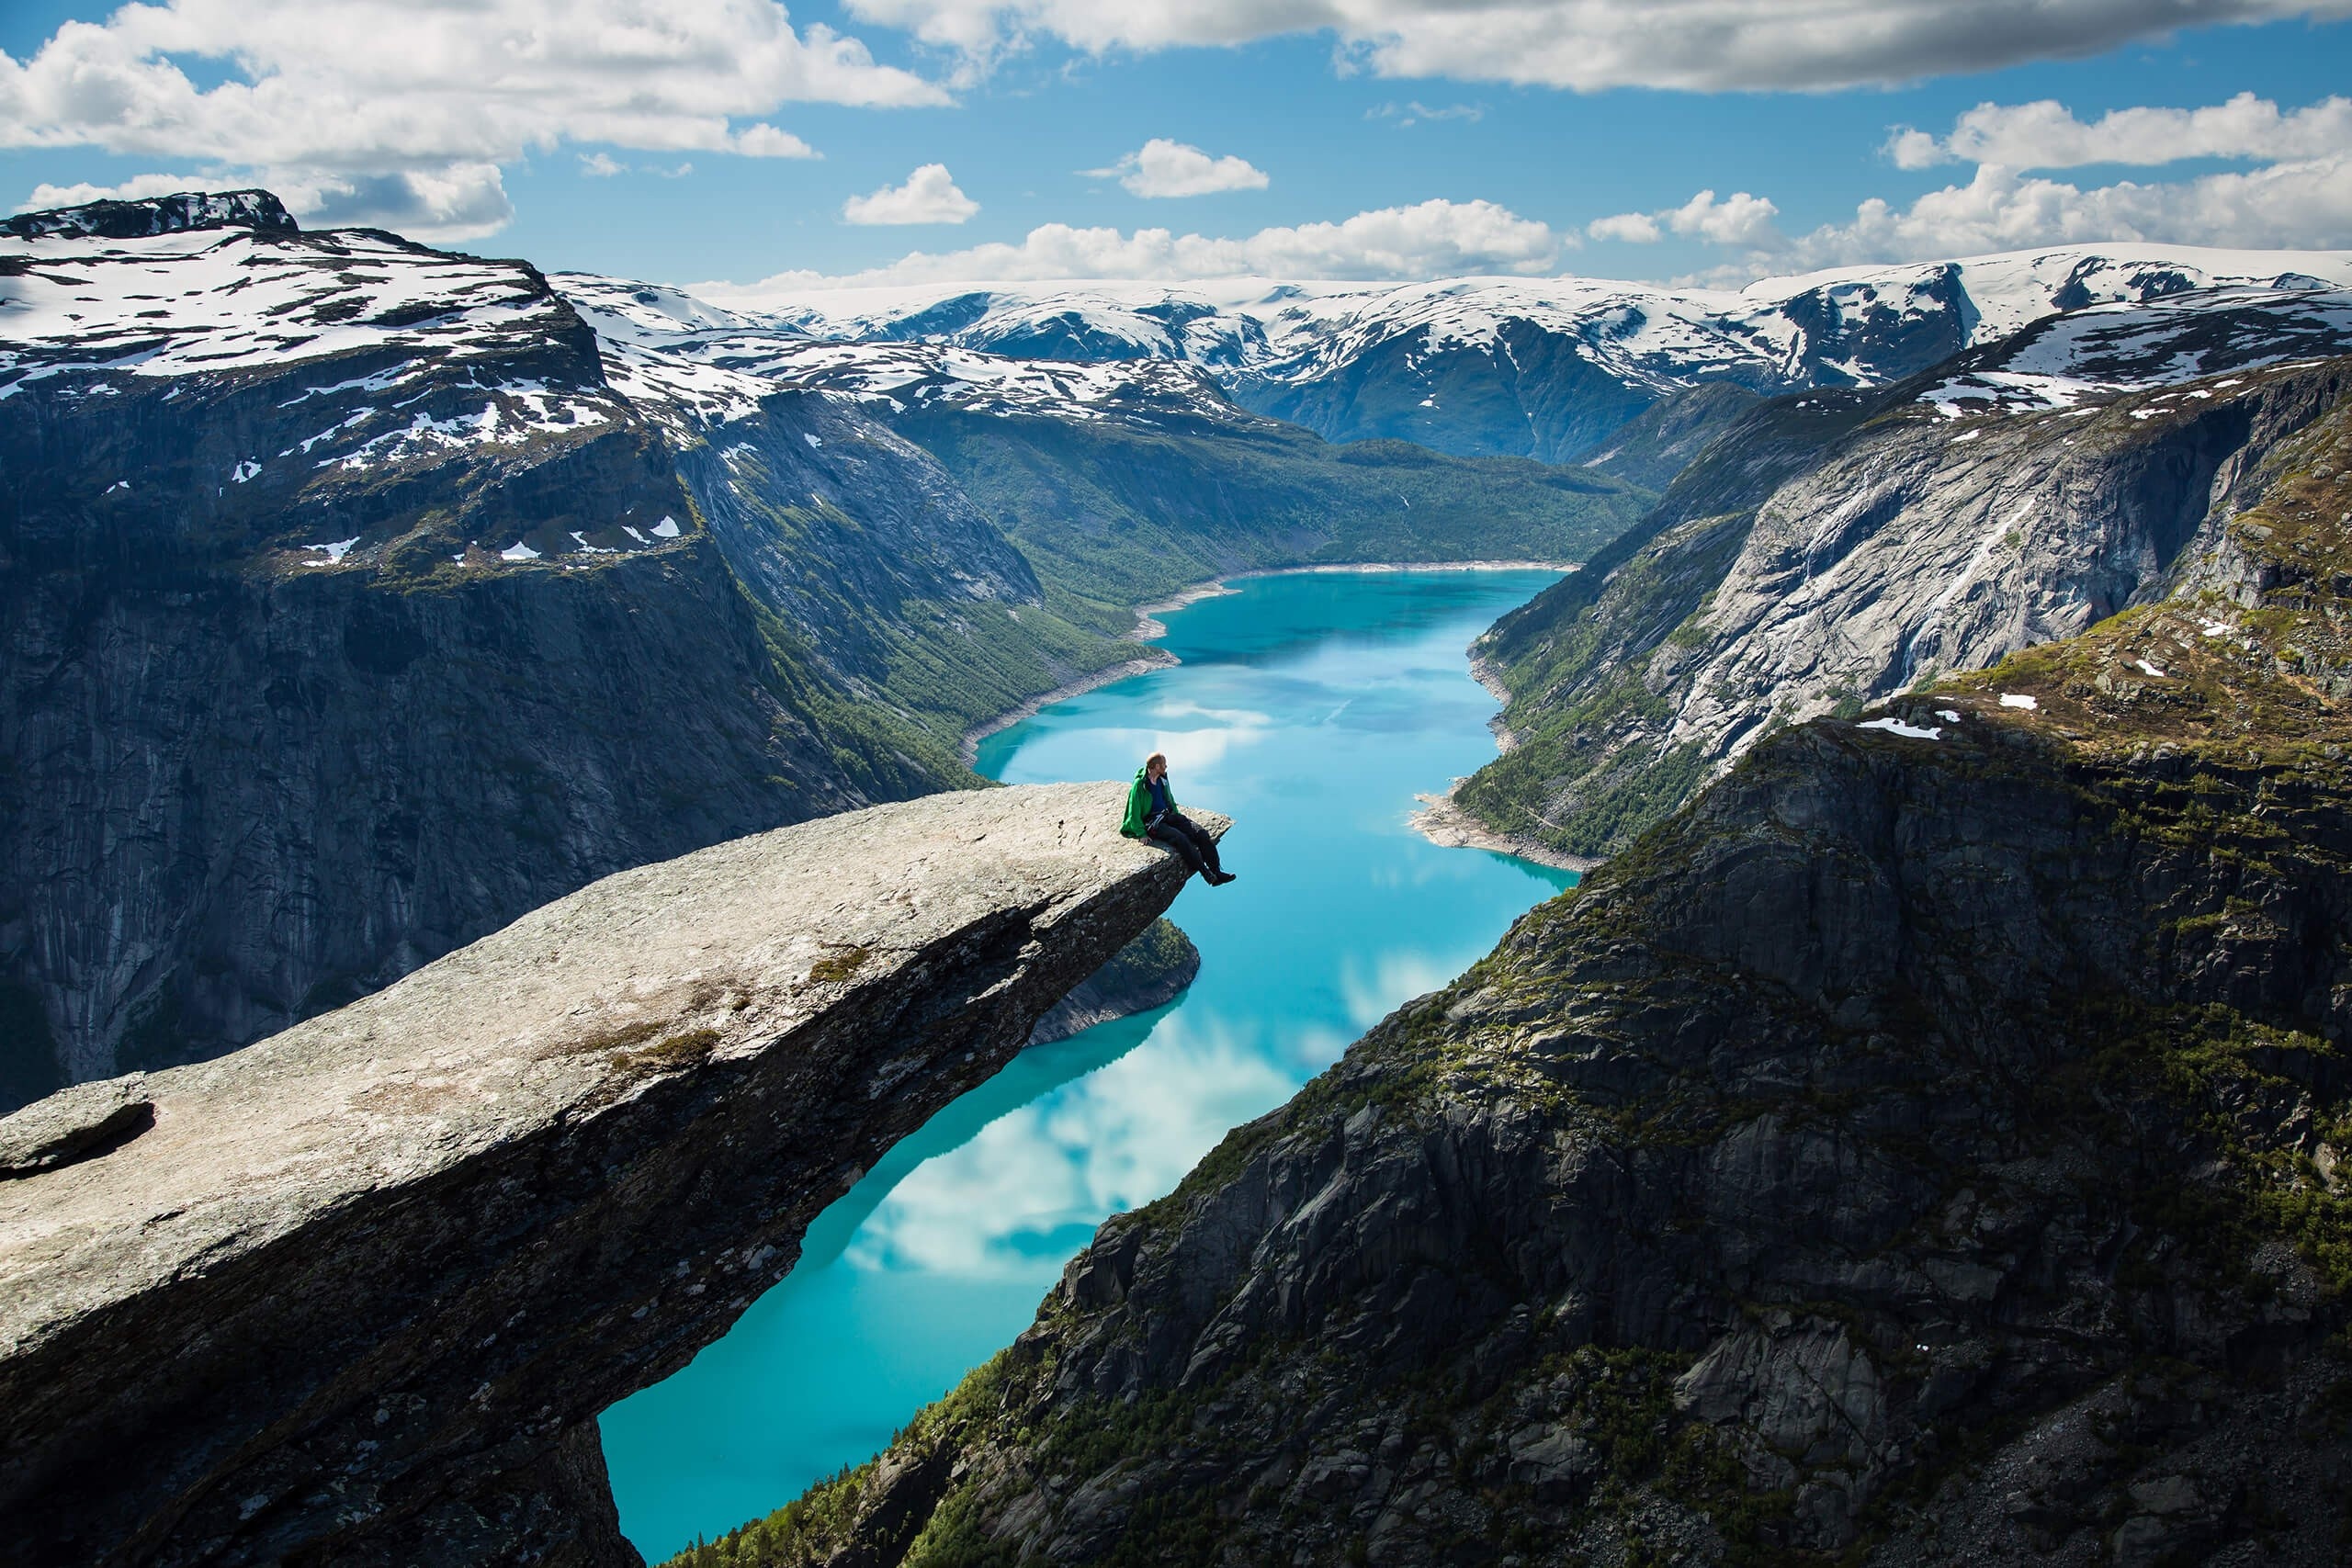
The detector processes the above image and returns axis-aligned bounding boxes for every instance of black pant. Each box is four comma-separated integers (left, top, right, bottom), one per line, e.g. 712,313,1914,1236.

1147,813,1222,877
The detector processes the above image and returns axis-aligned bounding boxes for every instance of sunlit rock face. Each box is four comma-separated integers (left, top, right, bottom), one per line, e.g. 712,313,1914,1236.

0,782,1222,1568
1454,285,2352,862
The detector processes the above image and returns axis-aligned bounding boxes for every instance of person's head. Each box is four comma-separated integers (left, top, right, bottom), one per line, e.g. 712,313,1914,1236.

1145,751,1168,781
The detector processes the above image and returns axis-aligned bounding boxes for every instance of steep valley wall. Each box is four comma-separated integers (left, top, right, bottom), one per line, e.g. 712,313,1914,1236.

684,393,2352,1568
1458,351,2352,862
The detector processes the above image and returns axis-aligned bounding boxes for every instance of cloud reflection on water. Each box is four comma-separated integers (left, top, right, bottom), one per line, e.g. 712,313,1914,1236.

844,1011,1295,1279
602,570,1582,1561
1339,948,1457,1031
842,942,1477,1280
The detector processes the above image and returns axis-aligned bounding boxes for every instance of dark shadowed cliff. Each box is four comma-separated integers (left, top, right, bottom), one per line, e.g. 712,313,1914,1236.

0,194,989,1107
682,366,2352,1568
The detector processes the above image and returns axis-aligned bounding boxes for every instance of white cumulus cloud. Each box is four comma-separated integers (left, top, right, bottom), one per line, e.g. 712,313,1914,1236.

1791,155,2352,266
1587,210,1663,243
1588,188,1781,247
0,0,934,239
842,163,980,223
715,197,1560,289
1888,91,2352,169
1367,101,1485,127
842,0,2352,91
1083,139,1269,198
1757,89,2352,271
24,172,214,209
1656,90,2352,282
729,124,823,159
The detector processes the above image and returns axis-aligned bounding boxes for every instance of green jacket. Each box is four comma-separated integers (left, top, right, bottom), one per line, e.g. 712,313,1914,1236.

1120,767,1174,838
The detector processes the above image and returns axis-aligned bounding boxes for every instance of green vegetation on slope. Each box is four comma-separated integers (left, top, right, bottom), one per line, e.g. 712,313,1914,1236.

1938,380,2352,765
897,407,1654,620
1451,510,1748,859
858,590,1152,753
1446,389,1882,862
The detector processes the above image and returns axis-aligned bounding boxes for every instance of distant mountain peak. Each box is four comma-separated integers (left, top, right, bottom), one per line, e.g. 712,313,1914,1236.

717,244,2350,464
1,188,299,243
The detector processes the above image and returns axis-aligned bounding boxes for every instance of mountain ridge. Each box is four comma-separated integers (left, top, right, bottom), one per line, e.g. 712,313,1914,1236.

1452,275,2352,861
707,245,2352,462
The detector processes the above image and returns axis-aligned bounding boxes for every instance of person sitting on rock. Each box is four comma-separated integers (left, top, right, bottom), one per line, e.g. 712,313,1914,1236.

1121,752,1234,886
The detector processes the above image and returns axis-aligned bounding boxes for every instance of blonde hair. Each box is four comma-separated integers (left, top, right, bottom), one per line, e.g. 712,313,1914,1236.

1145,751,1169,772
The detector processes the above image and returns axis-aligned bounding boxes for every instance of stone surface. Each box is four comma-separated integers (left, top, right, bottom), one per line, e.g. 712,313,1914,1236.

0,1073,153,1178
1026,918,1200,1045
0,782,1224,1568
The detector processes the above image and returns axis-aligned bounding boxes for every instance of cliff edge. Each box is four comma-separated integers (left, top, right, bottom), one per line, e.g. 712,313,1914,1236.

688,391,2352,1566
0,782,1225,1568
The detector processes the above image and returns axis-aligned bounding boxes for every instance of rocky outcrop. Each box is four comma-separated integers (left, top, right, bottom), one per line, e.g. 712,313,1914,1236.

0,194,1032,1105
1026,919,1200,1045
1457,325,2352,859
0,782,1225,1568
0,186,297,240
687,405,2352,1567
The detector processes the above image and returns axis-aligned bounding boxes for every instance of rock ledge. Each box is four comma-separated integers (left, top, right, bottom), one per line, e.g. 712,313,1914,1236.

0,782,1222,1568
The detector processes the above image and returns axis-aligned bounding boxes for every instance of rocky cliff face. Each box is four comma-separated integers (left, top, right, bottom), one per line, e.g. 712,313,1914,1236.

0,782,1221,1568
684,389,2352,1568
1027,918,1200,1046
0,195,1060,1108
1456,285,2352,861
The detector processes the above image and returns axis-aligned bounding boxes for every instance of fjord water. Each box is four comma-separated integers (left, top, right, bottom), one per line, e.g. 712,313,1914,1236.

602,570,1577,1558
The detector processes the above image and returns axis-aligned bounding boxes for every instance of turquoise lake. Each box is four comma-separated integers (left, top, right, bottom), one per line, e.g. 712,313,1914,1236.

602,568,1579,1559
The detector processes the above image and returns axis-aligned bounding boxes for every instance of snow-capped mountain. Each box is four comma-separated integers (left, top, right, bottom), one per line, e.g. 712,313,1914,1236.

0,190,1034,1100
707,245,2352,462
1449,288,2352,859
553,273,1258,436
1912,283,2352,418
0,195,637,511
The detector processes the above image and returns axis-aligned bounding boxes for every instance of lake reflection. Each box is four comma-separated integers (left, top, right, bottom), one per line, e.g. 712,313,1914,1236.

603,570,1578,1558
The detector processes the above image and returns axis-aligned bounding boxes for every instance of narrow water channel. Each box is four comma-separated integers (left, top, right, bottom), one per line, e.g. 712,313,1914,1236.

603,569,1579,1559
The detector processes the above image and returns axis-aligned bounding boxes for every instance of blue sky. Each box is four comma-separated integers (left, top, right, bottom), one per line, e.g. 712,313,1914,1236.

4,2,2350,290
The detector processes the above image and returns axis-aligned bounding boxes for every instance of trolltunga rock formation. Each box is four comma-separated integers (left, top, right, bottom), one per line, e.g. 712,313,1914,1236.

0,781,1224,1568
